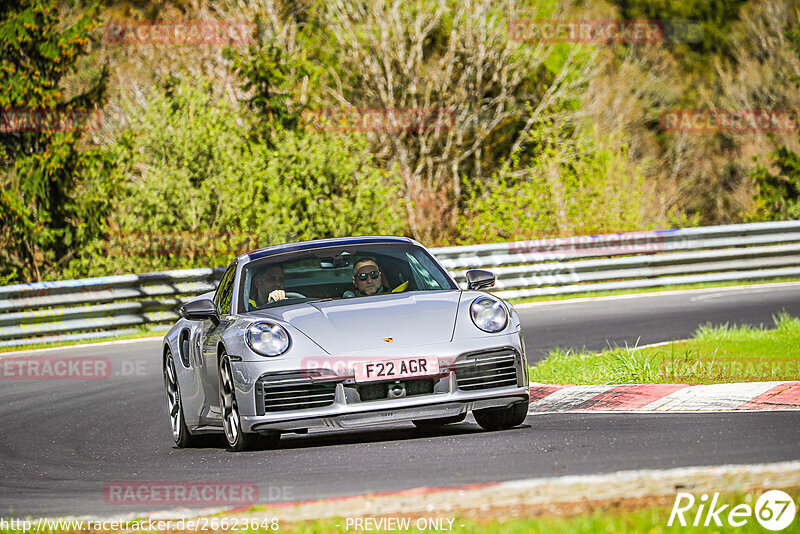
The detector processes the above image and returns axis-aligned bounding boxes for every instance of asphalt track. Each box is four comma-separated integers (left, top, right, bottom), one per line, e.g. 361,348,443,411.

1,283,800,517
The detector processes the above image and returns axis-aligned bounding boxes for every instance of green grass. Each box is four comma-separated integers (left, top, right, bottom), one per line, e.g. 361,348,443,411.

5,489,795,533
509,278,800,304
529,312,800,385
0,328,169,354
283,508,797,534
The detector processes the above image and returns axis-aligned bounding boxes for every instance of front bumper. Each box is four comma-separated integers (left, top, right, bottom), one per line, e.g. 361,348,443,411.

243,385,530,433
233,343,529,433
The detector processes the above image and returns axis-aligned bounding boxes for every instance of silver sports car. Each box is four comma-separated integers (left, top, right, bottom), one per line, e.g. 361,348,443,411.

162,236,530,451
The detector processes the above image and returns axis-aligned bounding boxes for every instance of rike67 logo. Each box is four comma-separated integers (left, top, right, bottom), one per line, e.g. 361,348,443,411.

669,490,796,531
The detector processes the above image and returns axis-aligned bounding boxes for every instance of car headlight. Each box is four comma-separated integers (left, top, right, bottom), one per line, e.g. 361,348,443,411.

470,296,508,333
246,321,290,356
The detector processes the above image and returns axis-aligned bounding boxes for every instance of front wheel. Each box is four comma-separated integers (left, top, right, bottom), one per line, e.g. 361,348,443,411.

219,353,274,451
164,350,199,448
473,400,529,431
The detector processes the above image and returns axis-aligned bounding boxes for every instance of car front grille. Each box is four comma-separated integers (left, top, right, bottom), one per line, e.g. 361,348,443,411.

257,374,337,413
454,351,519,391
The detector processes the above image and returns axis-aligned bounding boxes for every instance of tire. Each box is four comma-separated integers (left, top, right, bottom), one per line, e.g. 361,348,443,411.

219,352,278,451
412,413,466,428
164,349,200,448
473,400,529,431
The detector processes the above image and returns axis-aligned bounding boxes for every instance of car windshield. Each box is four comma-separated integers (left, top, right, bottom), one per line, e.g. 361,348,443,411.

238,243,457,313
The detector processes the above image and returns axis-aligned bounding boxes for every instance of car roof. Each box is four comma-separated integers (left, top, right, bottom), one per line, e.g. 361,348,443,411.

243,236,418,261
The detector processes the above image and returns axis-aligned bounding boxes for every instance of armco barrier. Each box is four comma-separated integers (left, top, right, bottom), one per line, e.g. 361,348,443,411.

0,269,224,347
1,221,799,347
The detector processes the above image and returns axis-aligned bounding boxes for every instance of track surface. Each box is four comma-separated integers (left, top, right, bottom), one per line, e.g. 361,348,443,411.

2,284,800,517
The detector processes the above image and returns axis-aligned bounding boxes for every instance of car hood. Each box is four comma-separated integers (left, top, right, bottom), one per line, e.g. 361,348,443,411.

255,292,461,354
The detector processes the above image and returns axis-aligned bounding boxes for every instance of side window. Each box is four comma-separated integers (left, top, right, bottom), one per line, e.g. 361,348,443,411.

215,264,237,315
406,252,444,290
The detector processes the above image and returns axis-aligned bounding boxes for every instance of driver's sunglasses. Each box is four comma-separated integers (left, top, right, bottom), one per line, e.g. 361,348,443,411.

356,270,381,281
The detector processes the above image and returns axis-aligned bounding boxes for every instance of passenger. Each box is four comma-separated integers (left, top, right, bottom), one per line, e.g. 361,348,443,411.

343,259,385,298
249,264,287,308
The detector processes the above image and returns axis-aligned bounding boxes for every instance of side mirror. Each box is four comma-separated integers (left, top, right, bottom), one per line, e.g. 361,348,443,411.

466,269,496,291
180,299,219,323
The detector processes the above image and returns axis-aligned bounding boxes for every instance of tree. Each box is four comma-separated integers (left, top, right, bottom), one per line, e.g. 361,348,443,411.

225,28,315,146
314,0,596,244
0,0,110,283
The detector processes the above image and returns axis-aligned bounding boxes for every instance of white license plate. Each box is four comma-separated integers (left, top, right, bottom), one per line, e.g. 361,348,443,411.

353,357,439,383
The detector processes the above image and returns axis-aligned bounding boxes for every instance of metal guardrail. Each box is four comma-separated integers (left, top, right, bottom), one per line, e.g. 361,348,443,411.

0,269,224,347
1,221,800,347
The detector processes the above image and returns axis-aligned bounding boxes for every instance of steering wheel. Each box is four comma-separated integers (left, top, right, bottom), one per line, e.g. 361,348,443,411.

268,291,306,303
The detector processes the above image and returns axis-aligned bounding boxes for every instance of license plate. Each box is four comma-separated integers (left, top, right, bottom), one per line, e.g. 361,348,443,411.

353,357,439,383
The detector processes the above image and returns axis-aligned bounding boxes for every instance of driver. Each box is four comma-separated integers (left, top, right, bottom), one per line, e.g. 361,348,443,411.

343,258,385,297
249,264,287,308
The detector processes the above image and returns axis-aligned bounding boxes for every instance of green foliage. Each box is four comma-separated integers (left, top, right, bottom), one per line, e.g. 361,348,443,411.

458,122,650,243
4,0,799,286
746,146,800,222
0,0,110,283
224,27,317,145
610,0,748,67
243,129,407,244
67,78,256,275
69,78,406,277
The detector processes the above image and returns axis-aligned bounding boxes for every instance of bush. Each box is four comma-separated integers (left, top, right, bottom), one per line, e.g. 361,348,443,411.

746,146,800,222
242,129,407,245
66,78,407,277
457,122,652,243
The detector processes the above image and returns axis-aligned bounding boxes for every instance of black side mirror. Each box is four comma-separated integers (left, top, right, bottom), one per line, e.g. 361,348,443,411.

466,269,496,291
180,299,219,323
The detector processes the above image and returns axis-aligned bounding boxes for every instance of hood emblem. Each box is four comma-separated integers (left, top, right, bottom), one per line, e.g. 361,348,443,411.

383,337,393,342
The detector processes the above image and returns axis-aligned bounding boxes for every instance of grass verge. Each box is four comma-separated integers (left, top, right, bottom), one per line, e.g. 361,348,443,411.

529,312,800,384
4,488,796,533
280,491,799,533
508,278,800,304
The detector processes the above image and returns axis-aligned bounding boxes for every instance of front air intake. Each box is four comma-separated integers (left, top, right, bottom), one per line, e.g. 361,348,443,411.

454,351,519,391
256,373,337,413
